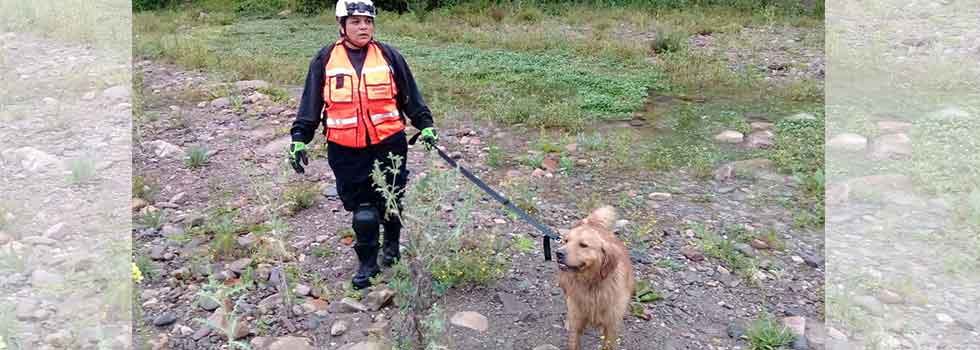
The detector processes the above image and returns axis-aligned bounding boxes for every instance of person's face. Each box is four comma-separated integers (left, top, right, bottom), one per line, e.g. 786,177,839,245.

342,15,374,47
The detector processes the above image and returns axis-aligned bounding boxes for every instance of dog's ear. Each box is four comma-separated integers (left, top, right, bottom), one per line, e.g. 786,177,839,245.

599,243,618,280
585,205,617,230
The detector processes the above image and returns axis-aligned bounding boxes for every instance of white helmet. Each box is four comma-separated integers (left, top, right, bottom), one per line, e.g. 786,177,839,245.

335,0,377,18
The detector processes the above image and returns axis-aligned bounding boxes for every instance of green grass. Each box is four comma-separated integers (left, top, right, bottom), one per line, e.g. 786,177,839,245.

185,145,210,169
746,315,797,350
68,158,97,185
283,183,318,215
512,235,535,253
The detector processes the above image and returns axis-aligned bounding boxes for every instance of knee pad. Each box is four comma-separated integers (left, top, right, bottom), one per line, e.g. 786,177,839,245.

352,204,380,233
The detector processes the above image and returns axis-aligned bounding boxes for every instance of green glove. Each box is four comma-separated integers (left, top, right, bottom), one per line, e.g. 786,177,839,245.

288,141,309,174
420,127,438,150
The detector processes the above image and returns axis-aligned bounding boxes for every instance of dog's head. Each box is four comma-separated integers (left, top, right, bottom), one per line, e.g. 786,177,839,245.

556,206,618,279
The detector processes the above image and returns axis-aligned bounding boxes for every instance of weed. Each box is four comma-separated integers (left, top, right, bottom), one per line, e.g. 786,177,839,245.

634,280,664,303
283,183,318,215
655,258,685,272
311,244,333,259
134,255,158,282
68,158,97,185
138,210,165,230
195,276,250,350
486,144,503,168
693,223,757,278
256,86,290,104
524,153,545,169
770,116,824,175
746,314,796,350
169,108,189,130
204,208,244,258
651,29,687,54
185,145,210,169
512,235,535,253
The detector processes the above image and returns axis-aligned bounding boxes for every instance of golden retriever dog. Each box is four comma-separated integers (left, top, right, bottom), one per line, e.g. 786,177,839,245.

557,205,635,350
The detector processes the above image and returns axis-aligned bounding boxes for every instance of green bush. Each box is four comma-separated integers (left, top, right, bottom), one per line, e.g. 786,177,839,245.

769,115,824,175
134,0,179,11
236,0,287,15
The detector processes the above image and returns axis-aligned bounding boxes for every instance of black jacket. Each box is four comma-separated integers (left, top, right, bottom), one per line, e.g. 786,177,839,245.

290,40,434,145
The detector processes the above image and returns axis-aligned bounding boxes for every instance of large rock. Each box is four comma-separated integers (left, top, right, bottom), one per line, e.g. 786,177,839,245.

869,133,912,160
148,140,184,159
101,85,131,102
1,147,63,173
207,307,249,339
714,130,744,143
334,297,369,313
828,133,868,152
331,320,349,336
364,288,395,311
210,97,231,109
745,130,774,149
450,311,489,332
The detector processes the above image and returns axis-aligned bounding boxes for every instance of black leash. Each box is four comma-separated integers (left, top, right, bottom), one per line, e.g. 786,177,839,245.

410,132,560,261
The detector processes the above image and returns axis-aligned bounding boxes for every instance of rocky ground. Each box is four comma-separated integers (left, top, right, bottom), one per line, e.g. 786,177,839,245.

129,45,827,350
823,0,980,349
0,32,133,349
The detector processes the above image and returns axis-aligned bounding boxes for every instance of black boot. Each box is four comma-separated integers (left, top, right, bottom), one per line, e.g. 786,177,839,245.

381,217,401,267
352,204,381,290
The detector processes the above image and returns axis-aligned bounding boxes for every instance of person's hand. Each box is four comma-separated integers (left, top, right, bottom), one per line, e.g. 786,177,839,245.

288,141,309,174
420,127,438,151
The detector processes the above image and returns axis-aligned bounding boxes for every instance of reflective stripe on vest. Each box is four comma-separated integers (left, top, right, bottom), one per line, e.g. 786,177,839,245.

322,40,403,148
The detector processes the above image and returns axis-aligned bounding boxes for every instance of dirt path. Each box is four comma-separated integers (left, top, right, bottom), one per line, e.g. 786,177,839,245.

130,55,827,350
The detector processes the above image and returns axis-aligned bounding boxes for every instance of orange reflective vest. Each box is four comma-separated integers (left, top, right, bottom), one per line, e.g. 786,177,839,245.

322,39,403,148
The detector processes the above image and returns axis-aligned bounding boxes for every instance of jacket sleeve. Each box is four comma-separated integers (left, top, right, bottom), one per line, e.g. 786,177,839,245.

379,42,434,131
290,46,331,144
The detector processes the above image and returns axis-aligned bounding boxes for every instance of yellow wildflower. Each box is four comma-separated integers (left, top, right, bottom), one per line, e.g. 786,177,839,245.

132,262,144,283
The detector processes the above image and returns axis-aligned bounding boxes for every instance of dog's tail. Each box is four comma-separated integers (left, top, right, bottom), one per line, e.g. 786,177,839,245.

585,205,618,230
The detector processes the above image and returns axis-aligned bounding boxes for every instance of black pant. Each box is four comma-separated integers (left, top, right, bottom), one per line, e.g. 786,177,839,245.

326,131,409,218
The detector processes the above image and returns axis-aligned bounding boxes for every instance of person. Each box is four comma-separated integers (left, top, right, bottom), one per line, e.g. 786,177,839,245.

287,0,438,290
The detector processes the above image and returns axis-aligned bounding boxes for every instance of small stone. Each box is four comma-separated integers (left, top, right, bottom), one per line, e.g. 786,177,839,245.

648,192,672,200
936,313,954,323
175,324,194,337
365,288,396,311
532,169,547,177
541,154,560,172
337,341,386,350
746,130,774,149
787,112,817,121
450,311,489,332
727,320,749,338
198,296,221,311
235,80,270,90
102,85,130,101
791,337,808,350
750,239,769,250
228,258,252,274
293,284,311,297
801,253,823,268
783,316,806,336
564,143,578,153
714,130,744,143
614,219,630,231
870,133,912,160
153,312,177,327
791,255,805,264
338,297,369,313
828,133,868,152
45,330,72,348
190,326,210,340
877,290,903,304
302,299,329,313
149,246,167,260
208,308,248,339
258,293,283,313
854,295,884,316
534,345,560,350
43,222,65,238
210,97,231,109
15,300,40,321
264,336,314,350
170,192,186,204
505,170,521,179
681,247,704,262
750,121,773,130
734,243,756,257
331,320,349,336
717,186,736,194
